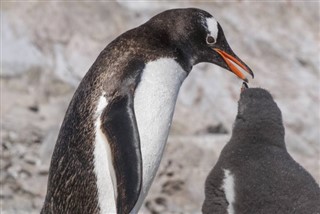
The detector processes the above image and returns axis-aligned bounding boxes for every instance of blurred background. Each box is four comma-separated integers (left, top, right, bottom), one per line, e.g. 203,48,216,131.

1,1,319,213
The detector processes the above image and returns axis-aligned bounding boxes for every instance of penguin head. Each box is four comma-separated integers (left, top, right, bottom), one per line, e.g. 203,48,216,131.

146,8,254,82
238,88,278,116
233,88,285,142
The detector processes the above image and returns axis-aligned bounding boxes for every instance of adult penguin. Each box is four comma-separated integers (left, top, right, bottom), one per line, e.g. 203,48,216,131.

41,8,254,214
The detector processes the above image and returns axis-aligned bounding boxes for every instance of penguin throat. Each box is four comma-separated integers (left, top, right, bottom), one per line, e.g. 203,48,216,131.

232,118,285,148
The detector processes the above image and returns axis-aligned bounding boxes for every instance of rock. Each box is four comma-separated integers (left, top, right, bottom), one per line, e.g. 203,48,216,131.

20,176,46,196
32,197,44,210
7,165,22,179
2,14,46,78
0,185,14,200
8,132,18,142
23,154,41,166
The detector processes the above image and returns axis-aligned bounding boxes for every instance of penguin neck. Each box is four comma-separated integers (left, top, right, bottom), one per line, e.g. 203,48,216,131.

231,119,286,149
131,58,187,211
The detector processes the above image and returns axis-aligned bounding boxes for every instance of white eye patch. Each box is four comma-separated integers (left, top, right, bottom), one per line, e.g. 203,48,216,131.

206,17,219,41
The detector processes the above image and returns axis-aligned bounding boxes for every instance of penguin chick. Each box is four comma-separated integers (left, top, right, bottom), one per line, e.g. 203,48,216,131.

202,88,320,214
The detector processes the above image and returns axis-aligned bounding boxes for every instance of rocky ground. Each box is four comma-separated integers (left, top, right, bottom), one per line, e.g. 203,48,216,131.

1,1,319,214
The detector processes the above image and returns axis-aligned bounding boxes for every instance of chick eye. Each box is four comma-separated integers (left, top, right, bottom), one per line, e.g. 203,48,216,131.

206,35,216,45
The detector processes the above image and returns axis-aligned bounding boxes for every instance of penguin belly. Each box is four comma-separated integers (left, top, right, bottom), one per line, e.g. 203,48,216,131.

131,58,187,213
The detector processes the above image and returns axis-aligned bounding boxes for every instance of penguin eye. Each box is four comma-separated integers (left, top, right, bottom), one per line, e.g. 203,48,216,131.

206,35,216,45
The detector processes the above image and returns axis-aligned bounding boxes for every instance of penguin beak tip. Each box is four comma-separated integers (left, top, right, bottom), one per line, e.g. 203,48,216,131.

214,48,254,82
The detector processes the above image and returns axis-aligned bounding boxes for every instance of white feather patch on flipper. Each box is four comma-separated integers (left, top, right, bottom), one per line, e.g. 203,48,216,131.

131,58,187,213
93,92,117,214
222,169,235,214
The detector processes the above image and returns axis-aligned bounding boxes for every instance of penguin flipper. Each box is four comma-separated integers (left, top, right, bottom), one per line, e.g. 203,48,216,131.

100,93,142,214
203,167,229,214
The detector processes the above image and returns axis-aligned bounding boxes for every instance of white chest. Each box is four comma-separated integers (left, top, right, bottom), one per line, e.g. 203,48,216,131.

222,169,235,214
131,58,187,212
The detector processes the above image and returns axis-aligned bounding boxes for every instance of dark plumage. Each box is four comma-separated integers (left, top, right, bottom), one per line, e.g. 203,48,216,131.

203,88,320,214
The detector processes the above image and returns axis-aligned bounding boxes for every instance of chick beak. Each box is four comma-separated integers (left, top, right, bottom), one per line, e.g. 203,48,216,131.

241,82,249,93
214,48,254,83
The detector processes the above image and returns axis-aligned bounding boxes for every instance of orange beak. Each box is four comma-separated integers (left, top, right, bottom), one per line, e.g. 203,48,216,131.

214,48,254,83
